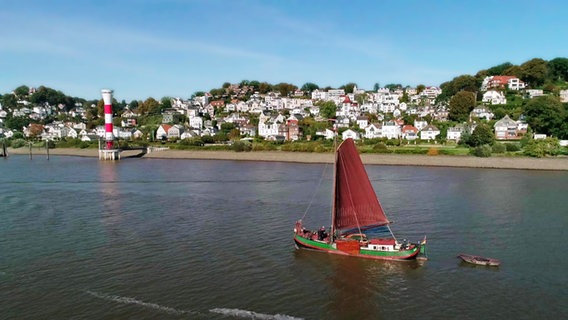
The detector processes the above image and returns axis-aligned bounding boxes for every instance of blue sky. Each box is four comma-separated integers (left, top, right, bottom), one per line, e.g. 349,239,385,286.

1,0,567,101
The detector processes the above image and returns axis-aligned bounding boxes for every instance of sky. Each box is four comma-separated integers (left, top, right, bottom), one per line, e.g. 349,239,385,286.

1,0,567,101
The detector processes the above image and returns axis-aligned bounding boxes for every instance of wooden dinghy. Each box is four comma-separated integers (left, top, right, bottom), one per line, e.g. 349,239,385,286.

458,253,501,266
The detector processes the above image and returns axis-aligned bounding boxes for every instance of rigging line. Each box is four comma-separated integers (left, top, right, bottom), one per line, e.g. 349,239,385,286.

301,161,330,221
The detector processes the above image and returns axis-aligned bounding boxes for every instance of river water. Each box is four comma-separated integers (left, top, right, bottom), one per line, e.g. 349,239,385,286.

1,155,567,319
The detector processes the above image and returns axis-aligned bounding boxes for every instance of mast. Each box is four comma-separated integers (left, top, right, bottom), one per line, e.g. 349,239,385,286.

330,121,338,241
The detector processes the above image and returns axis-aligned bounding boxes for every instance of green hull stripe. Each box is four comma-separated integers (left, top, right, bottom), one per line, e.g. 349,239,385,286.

295,235,420,257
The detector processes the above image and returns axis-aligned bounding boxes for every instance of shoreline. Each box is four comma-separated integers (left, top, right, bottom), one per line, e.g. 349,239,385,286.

6,147,568,171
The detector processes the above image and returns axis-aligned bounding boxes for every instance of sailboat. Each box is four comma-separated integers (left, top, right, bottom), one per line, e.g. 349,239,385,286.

293,138,426,260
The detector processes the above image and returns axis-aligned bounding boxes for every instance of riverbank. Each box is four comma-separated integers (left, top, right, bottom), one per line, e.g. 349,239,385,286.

6,147,568,170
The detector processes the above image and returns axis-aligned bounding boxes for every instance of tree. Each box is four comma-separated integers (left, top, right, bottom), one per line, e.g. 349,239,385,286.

161,97,172,110
355,93,367,105
1,93,17,109
449,91,476,122
258,82,272,94
524,95,567,138
547,57,568,81
373,83,381,91
139,97,161,115
416,84,426,94
486,62,514,76
467,123,494,147
191,91,205,98
502,65,523,78
317,100,337,120
29,86,67,106
4,115,31,130
437,75,479,102
340,83,357,94
520,58,548,87
384,83,402,91
301,82,319,93
274,82,297,97
14,85,30,97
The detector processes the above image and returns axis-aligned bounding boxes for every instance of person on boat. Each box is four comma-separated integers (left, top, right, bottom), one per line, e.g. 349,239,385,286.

317,226,328,241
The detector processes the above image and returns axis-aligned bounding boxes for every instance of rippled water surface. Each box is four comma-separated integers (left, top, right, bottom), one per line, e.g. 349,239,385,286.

1,155,567,319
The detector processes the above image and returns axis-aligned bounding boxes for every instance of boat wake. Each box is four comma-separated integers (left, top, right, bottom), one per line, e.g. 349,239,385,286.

86,291,303,319
210,308,304,320
85,290,200,316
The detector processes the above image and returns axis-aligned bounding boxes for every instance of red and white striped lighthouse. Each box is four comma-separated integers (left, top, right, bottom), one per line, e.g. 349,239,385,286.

101,89,114,149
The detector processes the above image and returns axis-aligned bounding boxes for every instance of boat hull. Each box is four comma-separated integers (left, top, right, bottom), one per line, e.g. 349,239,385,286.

457,254,500,266
294,234,421,260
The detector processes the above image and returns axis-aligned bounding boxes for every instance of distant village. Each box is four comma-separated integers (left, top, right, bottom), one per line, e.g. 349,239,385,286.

1,75,568,145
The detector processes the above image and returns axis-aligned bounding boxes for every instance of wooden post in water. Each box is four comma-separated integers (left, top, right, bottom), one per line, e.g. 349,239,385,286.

29,142,32,160
46,142,50,160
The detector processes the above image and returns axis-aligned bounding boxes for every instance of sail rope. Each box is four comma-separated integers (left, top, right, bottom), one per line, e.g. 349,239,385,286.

300,161,330,221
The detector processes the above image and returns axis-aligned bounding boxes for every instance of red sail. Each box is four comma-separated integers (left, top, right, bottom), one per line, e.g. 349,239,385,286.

333,139,389,231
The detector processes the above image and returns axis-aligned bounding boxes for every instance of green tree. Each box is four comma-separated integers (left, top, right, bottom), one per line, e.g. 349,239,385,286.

29,86,67,106
502,65,523,78
467,123,495,147
161,97,172,110
524,95,567,138
437,75,479,102
384,83,402,91
258,82,272,94
1,93,17,109
301,82,319,93
523,137,561,157
317,100,337,120
449,91,476,122
416,84,426,94
14,85,30,97
4,115,31,130
340,83,357,94
547,57,568,81
520,58,548,87
274,83,297,97
355,93,367,105
486,62,514,76
191,91,205,98
139,97,161,115
373,83,381,91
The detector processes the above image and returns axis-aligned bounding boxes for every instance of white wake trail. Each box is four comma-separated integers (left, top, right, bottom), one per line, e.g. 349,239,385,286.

86,290,200,316
210,308,304,320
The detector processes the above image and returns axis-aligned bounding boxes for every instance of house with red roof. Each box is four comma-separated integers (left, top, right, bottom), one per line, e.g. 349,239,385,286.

481,76,525,91
401,125,419,141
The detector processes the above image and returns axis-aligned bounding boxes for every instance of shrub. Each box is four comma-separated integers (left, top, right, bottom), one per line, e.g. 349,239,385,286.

233,141,252,152
492,143,506,154
472,144,492,157
505,143,521,152
372,143,391,153
11,139,27,148
427,148,440,156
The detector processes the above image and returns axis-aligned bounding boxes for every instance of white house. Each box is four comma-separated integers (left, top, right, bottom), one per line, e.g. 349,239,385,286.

414,119,428,131
382,121,401,139
494,115,519,140
156,124,172,140
342,129,360,140
356,116,369,129
364,123,382,139
189,116,203,129
401,125,419,141
482,90,507,105
446,124,465,142
420,124,440,141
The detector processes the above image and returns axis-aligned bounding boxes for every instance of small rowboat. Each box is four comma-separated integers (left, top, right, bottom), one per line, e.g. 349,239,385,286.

457,253,500,266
